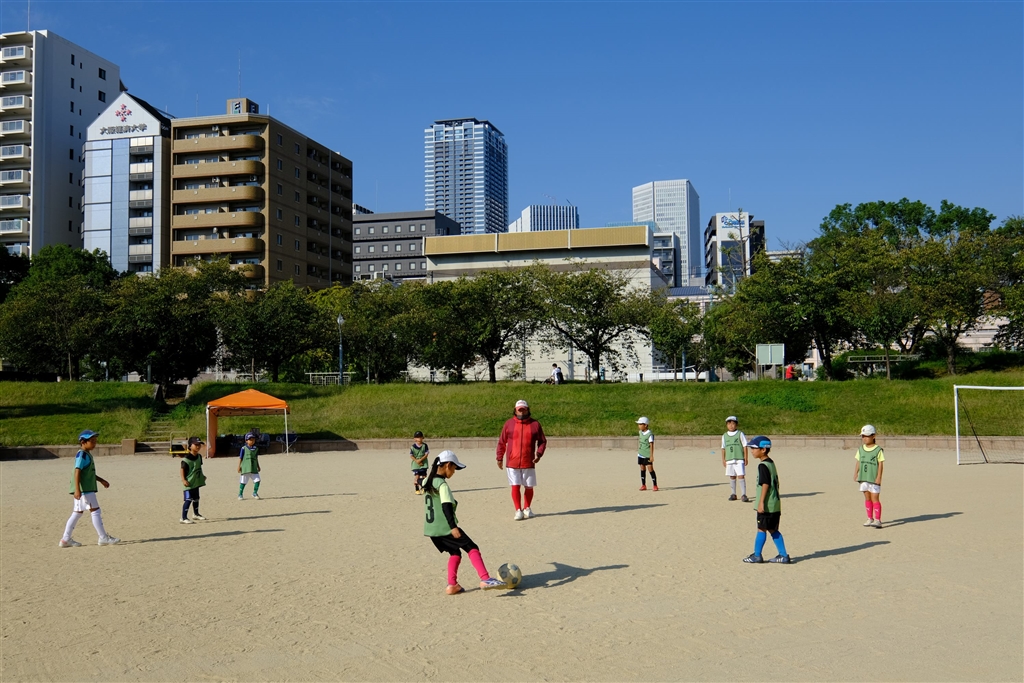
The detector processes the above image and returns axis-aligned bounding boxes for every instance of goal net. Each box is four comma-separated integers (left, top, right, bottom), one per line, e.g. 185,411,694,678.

954,385,1024,465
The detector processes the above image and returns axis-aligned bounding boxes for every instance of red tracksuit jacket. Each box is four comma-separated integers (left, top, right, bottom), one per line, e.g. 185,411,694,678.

496,414,547,469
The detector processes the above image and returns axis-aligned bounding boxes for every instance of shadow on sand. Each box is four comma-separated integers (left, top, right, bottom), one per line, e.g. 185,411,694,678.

796,540,890,562
269,493,356,500
456,486,508,493
544,504,666,517
658,482,727,491
883,512,963,527
501,561,630,594
210,510,333,523
781,491,824,498
122,528,285,545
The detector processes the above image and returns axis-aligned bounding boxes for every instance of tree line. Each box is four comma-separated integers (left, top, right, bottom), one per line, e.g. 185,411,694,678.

0,199,1019,389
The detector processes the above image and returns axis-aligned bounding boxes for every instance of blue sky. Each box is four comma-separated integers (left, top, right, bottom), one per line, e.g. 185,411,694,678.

4,1,1022,247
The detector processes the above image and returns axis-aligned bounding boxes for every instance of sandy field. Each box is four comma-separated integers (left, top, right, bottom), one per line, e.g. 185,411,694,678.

1,444,1021,682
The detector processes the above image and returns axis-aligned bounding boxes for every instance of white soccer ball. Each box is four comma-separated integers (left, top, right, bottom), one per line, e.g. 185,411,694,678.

497,562,522,588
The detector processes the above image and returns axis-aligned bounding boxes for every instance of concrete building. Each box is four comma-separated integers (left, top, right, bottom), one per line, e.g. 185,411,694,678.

82,92,171,274
424,118,507,235
423,224,668,382
766,248,804,263
703,211,765,288
169,98,353,288
352,210,458,281
0,30,120,256
632,179,701,284
508,204,579,232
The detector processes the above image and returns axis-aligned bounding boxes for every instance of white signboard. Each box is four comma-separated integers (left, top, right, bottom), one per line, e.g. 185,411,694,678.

756,344,785,365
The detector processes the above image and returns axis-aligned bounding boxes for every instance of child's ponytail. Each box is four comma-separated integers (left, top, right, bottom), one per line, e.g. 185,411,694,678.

421,456,442,493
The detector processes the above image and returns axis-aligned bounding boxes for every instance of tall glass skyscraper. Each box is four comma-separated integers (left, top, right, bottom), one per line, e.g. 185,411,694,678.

632,179,701,284
424,118,507,234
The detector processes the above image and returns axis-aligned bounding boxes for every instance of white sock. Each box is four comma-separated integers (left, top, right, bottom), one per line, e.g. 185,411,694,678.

63,512,82,541
740,479,747,496
91,509,107,539
730,479,737,495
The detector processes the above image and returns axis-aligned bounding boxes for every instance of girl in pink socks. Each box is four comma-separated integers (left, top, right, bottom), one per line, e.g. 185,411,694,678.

422,450,506,594
855,425,885,528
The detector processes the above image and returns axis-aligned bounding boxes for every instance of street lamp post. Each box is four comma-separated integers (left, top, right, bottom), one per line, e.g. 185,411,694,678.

336,314,344,386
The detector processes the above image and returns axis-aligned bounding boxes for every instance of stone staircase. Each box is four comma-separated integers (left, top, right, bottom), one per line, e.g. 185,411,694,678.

138,396,186,454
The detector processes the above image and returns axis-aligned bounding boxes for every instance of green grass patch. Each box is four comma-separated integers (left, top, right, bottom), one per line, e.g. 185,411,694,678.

0,382,156,447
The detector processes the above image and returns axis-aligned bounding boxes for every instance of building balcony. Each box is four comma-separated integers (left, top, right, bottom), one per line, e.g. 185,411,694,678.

0,70,30,90
173,160,264,180
0,218,28,235
128,244,153,257
128,226,153,237
0,119,29,138
173,186,264,204
129,217,153,229
128,254,154,264
231,263,265,279
5,243,29,257
0,193,28,211
0,94,30,113
0,169,29,186
172,237,264,256
172,135,264,154
0,46,31,63
0,143,28,161
129,144,154,155
172,211,264,230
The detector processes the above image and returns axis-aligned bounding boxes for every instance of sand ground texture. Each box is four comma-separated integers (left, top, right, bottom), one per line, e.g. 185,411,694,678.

1,446,1021,682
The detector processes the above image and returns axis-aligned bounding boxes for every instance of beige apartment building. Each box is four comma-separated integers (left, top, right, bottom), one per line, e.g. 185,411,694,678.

169,98,352,287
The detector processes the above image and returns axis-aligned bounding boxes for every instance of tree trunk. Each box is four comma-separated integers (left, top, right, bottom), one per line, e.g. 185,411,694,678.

271,363,280,383
946,342,957,376
487,358,497,383
814,333,835,380
589,351,601,383
884,345,891,381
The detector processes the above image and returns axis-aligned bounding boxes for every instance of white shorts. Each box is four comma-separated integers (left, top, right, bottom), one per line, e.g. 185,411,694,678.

72,492,100,512
506,467,537,488
725,461,746,477
859,482,881,494
240,473,261,484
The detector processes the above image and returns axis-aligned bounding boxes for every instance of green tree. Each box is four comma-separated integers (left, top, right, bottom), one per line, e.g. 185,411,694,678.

648,295,702,379
992,216,1024,349
411,278,480,381
0,249,30,304
462,267,545,383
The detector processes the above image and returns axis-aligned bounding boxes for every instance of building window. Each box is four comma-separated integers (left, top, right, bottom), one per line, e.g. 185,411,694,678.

71,54,75,65
395,225,402,233
277,183,283,195
409,262,416,270
421,224,427,231
276,259,283,271
294,143,300,154
98,91,106,103
295,168,301,179
276,209,283,220
98,68,106,80
276,234,283,246
382,264,388,272
382,226,389,234
382,245,389,253
355,265,361,273
409,243,416,252
69,196,73,207
294,216,301,227
70,125,74,136
395,263,402,271
69,172,73,183
294,191,300,202
276,159,283,170
294,240,301,251
295,265,301,275
70,101,75,112
354,227,360,235
354,246,361,254
421,262,426,269
70,77,75,88
368,246,375,253
395,244,402,252
368,264,375,272
277,134,283,146
368,227,375,235
69,148,74,160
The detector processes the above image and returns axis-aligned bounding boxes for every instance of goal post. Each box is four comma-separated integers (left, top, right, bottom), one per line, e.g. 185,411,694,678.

954,385,1024,465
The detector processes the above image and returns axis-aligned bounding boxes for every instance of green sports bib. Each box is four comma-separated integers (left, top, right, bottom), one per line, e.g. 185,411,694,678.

637,431,652,458
423,477,458,536
724,432,744,462
857,445,881,483
182,455,207,489
756,460,781,513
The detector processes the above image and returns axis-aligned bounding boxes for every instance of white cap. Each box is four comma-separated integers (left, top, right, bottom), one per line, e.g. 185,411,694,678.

726,416,738,423
860,424,877,436
515,400,529,409
438,450,466,469
636,417,649,425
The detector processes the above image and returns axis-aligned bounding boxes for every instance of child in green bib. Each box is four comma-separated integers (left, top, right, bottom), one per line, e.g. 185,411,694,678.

410,431,430,494
421,450,507,595
635,417,658,490
855,425,885,528
59,429,119,547
238,433,261,499
180,437,207,523
743,436,791,564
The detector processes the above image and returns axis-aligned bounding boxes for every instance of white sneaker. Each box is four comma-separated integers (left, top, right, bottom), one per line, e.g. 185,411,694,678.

98,536,120,545
58,538,81,548
871,519,883,528
252,493,260,499
514,509,524,521
192,514,207,521
863,519,875,526
180,518,194,524
238,494,244,500
523,507,534,519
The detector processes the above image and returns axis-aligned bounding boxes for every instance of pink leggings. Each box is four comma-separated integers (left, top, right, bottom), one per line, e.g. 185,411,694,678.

448,549,491,585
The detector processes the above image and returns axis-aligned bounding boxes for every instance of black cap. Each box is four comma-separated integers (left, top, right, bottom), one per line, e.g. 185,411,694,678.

414,431,424,438
188,436,205,446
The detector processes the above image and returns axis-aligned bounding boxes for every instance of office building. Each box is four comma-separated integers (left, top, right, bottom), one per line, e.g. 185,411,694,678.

82,92,171,274
169,98,353,288
352,210,458,281
424,118,507,235
0,30,120,256
632,179,701,284
703,211,765,288
508,204,579,232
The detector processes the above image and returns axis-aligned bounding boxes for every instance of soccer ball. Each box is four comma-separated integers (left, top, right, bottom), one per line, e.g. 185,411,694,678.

497,563,522,589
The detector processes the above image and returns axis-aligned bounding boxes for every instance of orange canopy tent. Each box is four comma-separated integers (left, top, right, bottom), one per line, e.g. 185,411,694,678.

205,389,291,457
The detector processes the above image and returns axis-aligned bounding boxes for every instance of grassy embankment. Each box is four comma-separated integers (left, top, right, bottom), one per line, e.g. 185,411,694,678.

1,371,1021,447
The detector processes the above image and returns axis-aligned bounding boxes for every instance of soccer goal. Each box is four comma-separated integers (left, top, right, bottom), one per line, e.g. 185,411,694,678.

954,385,1024,465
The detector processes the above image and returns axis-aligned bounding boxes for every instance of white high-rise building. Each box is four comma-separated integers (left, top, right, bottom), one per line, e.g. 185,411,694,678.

0,30,121,256
425,118,507,235
632,179,701,284
703,211,766,288
508,204,579,232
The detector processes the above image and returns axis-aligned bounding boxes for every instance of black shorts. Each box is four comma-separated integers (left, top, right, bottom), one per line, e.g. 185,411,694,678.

637,456,652,467
183,488,200,501
413,468,427,476
429,531,479,556
756,511,781,531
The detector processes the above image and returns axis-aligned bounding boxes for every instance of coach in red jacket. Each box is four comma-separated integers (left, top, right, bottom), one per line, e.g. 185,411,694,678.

497,399,548,520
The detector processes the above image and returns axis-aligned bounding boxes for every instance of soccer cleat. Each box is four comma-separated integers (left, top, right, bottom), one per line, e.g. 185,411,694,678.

514,509,524,521
445,583,464,595
863,519,875,527
98,536,120,546
192,514,206,521
252,493,260,499
179,518,194,524
639,485,647,491
58,538,81,548
770,555,792,564
728,494,737,501
740,495,749,502
652,485,659,491
742,554,764,564
480,578,506,590
238,494,244,500
871,520,883,528
523,507,534,519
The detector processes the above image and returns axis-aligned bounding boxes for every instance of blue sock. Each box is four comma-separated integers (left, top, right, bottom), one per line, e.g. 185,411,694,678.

770,530,787,556
754,531,767,556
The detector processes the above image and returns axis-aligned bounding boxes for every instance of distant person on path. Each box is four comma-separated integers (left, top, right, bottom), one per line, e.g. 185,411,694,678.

59,430,120,547
855,425,884,528
497,399,547,520
636,417,658,491
422,450,507,594
722,416,749,502
549,364,564,384
238,433,261,499
743,435,790,564
410,430,430,495
181,437,208,523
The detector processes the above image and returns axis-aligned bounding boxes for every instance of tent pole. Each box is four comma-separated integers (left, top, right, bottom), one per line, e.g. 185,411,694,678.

284,409,289,454
205,406,211,459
